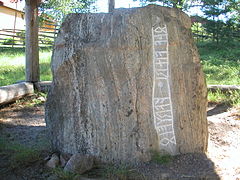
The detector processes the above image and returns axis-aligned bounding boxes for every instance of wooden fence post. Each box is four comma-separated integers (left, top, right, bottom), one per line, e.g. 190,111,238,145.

108,0,115,13
25,0,39,82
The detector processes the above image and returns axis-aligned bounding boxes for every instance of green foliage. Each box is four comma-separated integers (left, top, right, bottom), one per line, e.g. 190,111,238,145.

150,150,173,164
82,162,145,180
201,0,240,19
52,167,77,180
141,0,239,43
15,92,47,107
201,0,229,18
100,164,144,180
39,37,54,45
0,137,8,151
198,0,240,42
208,90,240,106
40,0,96,22
16,30,26,44
0,137,41,170
10,146,41,169
198,42,240,85
136,0,198,9
52,164,145,180
2,38,16,45
201,18,240,42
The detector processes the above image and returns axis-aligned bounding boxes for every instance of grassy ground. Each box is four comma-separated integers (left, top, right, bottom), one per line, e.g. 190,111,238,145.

0,47,52,86
198,41,240,85
196,41,240,107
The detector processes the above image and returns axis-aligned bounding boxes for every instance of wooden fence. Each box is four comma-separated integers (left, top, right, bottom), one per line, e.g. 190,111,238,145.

0,23,59,48
1,25,238,47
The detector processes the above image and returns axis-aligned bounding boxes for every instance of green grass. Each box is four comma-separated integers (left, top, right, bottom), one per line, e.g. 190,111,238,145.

78,163,145,180
197,41,240,106
96,164,145,180
14,92,47,107
0,47,52,86
150,150,173,164
50,164,145,180
0,137,41,170
197,41,240,85
52,167,77,180
208,90,240,107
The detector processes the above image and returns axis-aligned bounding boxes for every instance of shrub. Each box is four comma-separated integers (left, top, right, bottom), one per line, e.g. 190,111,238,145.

2,38,16,45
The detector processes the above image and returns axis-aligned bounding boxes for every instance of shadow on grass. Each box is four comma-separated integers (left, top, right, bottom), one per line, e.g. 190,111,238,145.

0,128,51,180
0,103,51,179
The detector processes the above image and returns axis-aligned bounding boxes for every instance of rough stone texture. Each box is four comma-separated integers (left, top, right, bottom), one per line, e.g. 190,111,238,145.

46,153,60,169
60,153,70,167
64,154,95,174
46,5,208,163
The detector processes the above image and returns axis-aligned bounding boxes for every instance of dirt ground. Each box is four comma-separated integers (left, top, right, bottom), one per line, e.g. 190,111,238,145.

207,104,240,180
0,95,239,180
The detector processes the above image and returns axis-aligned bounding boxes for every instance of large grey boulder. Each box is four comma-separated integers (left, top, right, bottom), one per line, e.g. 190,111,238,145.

46,5,208,163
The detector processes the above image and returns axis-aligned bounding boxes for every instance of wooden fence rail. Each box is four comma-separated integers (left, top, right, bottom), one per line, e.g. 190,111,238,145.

0,25,59,48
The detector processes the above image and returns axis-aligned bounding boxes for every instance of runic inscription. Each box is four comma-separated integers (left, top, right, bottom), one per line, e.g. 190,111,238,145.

152,25,176,154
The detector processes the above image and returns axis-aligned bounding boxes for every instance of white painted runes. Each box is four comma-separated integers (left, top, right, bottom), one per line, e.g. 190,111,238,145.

152,24,176,154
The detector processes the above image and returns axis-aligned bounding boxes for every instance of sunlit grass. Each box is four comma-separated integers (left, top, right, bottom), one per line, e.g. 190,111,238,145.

197,42,240,85
0,47,52,86
208,90,240,107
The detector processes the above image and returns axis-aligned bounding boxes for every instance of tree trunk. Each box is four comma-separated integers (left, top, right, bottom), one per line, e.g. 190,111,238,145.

46,5,208,164
25,0,39,82
108,0,115,12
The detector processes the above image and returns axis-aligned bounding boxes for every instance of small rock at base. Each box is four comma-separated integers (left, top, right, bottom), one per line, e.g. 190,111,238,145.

161,173,170,179
46,153,60,169
64,153,95,174
60,153,69,167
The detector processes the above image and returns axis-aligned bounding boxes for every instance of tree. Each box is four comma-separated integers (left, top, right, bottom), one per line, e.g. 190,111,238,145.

139,0,240,42
40,0,96,22
136,0,200,10
200,0,240,43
